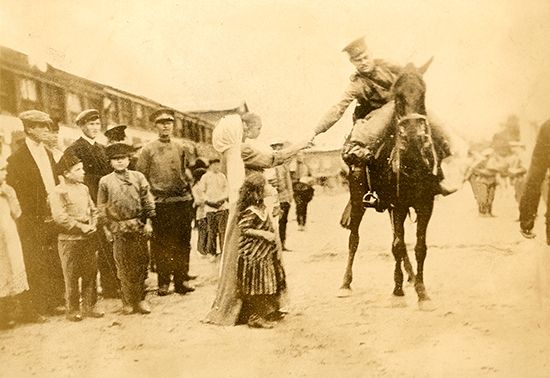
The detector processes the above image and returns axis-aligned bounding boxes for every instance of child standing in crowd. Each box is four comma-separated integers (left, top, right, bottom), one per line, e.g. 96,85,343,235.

191,167,208,256
48,153,103,322
199,158,229,258
293,176,315,231
237,173,287,329
97,143,155,315
0,159,31,328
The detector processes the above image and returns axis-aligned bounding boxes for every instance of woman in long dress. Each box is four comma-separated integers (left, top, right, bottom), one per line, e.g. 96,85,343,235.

0,159,30,328
204,113,309,326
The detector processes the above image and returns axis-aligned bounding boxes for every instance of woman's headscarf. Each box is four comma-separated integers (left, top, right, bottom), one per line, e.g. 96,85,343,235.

212,114,245,204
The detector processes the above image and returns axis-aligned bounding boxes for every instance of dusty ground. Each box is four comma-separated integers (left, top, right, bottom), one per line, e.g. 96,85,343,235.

1,185,549,378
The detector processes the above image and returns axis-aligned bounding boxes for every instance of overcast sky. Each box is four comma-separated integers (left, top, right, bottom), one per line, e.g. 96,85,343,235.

1,0,549,147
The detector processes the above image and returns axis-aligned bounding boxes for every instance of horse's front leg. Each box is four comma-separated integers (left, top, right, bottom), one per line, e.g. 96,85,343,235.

390,207,407,296
414,200,434,302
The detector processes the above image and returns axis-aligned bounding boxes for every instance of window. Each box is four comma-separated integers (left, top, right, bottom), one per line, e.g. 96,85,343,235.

120,98,132,124
203,127,212,144
20,78,38,101
0,69,16,114
47,85,65,124
134,103,146,129
103,96,118,125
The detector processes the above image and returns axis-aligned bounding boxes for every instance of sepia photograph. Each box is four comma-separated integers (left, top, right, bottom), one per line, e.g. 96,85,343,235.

0,0,549,376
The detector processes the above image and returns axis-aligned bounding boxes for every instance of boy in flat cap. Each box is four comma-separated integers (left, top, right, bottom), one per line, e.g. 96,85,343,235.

48,153,103,321
196,158,229,257
7,110,64,319
98,143,155,314
270,140,294,251
311,37,454,199
65,109,120,299
136,108,197,296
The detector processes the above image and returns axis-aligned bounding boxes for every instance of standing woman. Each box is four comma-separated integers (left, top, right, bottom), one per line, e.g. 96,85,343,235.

204,113,309,326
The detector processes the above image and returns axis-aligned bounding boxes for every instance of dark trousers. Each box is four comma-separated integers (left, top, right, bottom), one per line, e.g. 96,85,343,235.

17,217,65,314
278,202,291,246
58,237,98,312
196,218,208,255
152,201,193,290
206,209,229,255
113,232,149,306
97,232,120,297
295,201,309,226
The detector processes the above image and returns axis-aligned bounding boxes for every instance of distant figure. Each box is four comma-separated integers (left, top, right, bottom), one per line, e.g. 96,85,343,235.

293,176,315,231
198,158,229,257
98,143,156,315
191,167,208,256
466,149,498,217
270,140,294,250
519,120,550,244
48,153,104,322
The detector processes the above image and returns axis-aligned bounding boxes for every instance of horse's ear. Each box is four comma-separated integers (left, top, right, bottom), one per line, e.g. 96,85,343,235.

418,56,434,75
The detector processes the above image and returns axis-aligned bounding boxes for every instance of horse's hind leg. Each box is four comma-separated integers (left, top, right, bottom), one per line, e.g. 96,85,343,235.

414,201,434,302
390,208,407,296
339,165,366,296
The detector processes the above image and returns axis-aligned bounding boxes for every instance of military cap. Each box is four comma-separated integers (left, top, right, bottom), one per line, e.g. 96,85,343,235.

56,152,81,175
270,138,285,147
105,143,134,159
104,124,127,137
149,108,175,123
18,110,53,129
75,109,100,126
342,36,368,59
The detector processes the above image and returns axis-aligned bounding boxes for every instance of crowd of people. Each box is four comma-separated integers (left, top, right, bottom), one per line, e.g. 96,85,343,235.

0,104,317,330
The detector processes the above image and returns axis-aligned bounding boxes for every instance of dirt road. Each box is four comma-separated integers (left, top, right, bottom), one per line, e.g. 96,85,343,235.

1,186,549,377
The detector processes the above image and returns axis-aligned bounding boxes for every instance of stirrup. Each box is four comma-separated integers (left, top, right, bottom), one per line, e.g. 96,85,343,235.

362,191,380,209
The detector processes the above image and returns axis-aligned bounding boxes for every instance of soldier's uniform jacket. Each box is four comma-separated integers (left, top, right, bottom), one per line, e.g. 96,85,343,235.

519,120,550,243
315,60,402,135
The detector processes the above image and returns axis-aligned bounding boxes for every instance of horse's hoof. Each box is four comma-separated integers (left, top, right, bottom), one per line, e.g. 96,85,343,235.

393,287,404,297
337,288,353,298
389,295,407,308
417,299,436,312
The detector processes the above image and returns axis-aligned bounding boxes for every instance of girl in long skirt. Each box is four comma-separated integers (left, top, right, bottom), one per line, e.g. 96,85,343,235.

236,173,286,328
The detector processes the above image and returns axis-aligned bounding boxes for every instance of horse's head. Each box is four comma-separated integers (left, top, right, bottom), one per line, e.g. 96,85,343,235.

391,58,437,177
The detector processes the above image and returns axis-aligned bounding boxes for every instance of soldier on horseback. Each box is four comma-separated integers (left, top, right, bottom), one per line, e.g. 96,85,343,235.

311,36,456,215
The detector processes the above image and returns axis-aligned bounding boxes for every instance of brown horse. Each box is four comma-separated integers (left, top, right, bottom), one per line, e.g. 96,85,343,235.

339,60,439,306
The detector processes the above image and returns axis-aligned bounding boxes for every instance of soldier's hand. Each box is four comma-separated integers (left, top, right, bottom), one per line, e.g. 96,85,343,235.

520,229,536,240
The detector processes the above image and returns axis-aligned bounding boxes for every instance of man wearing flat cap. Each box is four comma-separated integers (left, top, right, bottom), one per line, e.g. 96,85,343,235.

64,109,120,299
136,108,197,296
6,110,65,318
270,140,294,251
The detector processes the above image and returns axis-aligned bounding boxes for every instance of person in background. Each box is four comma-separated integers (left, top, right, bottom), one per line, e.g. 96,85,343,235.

64,109,120,299
198,158,229,258
104,124,127,146
7,110,64,318
48,153,103,321
97,143,155,315
43,121,63,163
519,119,550,243
293,176,315,231
0,159,37,328
465,148,498,217
191,167,208,256
270,141,294,251
136,108,196,297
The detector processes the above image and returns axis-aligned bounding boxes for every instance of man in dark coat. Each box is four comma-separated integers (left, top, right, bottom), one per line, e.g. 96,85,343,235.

6,110,65,317
519,120,550,244
64,109,120,298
